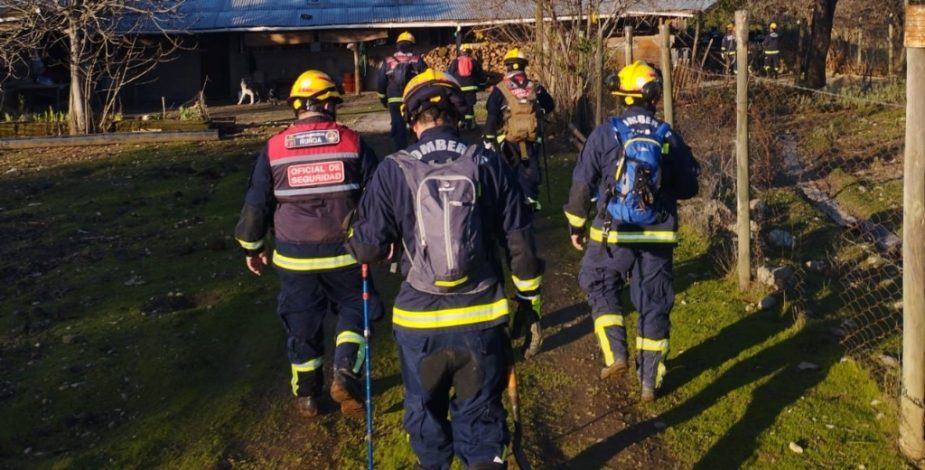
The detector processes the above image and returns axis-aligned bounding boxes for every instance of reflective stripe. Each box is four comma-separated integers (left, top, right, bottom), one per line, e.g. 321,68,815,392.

460,85,479,92
636,337,669,352
435,276,468,288
336,331,367,374
589,227,678,244
623,137,661,148
564,211,587,228
464,114,475,119
485,134,497,140
512,274,542,292
594,314,624,366
269,152,358,167
387,97,403,104
764,50,780,55
393,298,509,329
274,183,360,198
496,134,506,143
290,357,323,396
237,238,264,250
272,251,357,271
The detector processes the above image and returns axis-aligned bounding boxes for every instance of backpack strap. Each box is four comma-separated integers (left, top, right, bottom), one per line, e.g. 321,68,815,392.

654,122,672,155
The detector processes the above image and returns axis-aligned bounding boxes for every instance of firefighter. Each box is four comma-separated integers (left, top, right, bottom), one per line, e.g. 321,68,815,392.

377,31,428,151
563,61,700,402
721,23,737,75
348,69,544,470
484,47,555,211
763,22,781,78
235,70,384,418
446,44,486,130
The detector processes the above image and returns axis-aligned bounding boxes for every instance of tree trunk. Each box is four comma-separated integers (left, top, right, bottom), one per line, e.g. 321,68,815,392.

67,22,88,135
800,0,839,89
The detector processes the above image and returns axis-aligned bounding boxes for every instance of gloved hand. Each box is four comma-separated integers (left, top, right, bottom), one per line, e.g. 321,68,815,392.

569,225,586,251
513,294,543,359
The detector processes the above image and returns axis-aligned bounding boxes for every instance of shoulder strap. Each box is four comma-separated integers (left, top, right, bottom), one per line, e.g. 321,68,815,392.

609,117,633,146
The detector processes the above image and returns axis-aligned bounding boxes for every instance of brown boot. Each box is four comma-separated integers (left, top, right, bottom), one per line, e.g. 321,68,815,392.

641,386,657,402
296,396,321,418
600,359,628,380
330,369,365,418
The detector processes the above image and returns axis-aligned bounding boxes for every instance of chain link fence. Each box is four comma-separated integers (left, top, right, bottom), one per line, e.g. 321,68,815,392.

670,22,905,398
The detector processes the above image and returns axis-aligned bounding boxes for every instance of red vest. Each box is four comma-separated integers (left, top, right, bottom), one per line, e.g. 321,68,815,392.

267,120,362,202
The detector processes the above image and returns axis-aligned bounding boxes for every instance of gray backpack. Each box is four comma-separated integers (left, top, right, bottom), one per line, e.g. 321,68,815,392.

390,145,496,295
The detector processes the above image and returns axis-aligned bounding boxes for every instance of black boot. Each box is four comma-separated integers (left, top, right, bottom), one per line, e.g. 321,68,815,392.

330,368,364,418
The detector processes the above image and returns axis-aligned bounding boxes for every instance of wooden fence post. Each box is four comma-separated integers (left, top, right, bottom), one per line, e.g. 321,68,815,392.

595,21,604,125
735,9,750,291
660,23,674,126
901,4,925,463
624,25,634,66
857,25,864,71
535,0,545,76
890,20,896,77
691,13,701,67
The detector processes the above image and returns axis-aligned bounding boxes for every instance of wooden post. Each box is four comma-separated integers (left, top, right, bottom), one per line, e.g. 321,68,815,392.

901,5,925,462
691,13,702,68
890,20,895,77
857,26,864,71
735,9,750,291
595,22,604,125
353,43,361,96
535,0,545,77
660,23,674,126
624,25,634,66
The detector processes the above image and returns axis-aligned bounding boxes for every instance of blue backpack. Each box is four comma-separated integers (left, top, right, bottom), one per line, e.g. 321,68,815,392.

606,118,671,226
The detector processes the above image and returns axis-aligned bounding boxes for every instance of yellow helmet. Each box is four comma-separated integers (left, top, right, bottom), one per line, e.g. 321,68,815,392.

612,61,662,105
503,48,529,70
288,70,342,112
400,68,467,123
460,43,473,52
769,22,778,30
397,31,416,44
726,23,734,31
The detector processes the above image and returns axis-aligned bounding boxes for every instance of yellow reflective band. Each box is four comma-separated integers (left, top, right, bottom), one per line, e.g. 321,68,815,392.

594,314,625,329
662,143,670,155
290,357,323,396
435,276,468,288
387,97,403,104
272,251,357,271
589,227,678,244
636,337,669,352
564,211,587,228
461,85,479,92
237,238,264,250
496,134,506,143
336,331,367,374
765,50,780,54
393,298,509,329
512,274,542,292
623,137,661,149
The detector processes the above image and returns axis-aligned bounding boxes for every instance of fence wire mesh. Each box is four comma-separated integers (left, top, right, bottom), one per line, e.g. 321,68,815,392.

671,38,905,398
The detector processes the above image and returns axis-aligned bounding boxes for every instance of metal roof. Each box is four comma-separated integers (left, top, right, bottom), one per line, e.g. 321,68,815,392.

145,0,717,33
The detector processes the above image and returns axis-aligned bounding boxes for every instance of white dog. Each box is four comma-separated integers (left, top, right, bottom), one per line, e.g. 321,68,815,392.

238,78,256,105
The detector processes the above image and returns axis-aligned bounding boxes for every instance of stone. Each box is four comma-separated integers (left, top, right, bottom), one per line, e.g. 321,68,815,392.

768,229,795,249
759,295,778,311
757,265,794,289
877,354,900,369
61,335,77,345
797,361,819,370
788,442,804,454
654,421,667,430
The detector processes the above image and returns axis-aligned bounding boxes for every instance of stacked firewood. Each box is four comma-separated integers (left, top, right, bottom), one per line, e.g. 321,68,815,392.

424,43,532,75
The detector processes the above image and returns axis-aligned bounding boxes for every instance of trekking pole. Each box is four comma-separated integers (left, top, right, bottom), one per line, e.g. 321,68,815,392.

361,264,374,470
507,367,531,470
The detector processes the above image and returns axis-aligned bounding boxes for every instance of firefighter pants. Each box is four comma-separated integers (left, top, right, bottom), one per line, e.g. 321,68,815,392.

578,244,674,390
463,91,477,127
501,141,541,203
764,53,780,77
275,265,383,397
395,326,510,470
388,102,408,151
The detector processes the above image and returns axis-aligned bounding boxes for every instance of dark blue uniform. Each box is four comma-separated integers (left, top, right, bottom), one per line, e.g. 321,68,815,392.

763,30,781,77
348,126,543,470
563,106,699,391
484,71,555,206
235,115,384,398
376,50,428,151
446,53,486,127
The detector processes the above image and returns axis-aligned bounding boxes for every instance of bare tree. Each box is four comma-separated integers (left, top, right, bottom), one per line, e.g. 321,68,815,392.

480,0,628,128
0,1,184,134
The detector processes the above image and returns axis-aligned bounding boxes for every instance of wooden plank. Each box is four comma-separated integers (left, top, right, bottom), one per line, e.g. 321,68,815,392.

0,130,220,150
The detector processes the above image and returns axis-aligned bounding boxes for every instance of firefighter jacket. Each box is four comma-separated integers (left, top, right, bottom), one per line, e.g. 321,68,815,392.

235,115,379,271
376,51,428,104
563,106,700,246
446,55,486,93
347,125,544,334
763,31,780,54
721,33,737,56
484,71,555,143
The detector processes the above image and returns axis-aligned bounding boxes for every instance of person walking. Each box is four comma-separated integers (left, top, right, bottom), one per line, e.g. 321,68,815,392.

377,31,428,151
235,70,384,418
563,61,700,402
721,23,737,75
348,69,544,470
763,22,781,78
446,44,486,130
